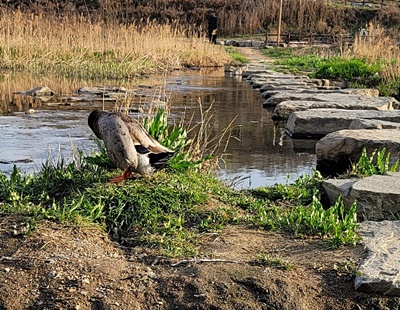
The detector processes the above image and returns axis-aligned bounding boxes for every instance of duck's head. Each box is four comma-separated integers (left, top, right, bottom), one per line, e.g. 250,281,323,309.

88,110,105,139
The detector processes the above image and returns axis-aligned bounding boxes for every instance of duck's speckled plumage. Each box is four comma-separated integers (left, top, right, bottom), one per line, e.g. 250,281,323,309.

88,110,174,180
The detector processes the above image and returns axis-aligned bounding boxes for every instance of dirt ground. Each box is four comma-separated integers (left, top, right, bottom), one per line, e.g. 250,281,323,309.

1,215,400,310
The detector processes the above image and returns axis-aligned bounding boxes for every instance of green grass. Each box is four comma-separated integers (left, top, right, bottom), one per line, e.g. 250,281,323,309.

261,47,396,94
0,157,361,255
272,193,360,248
224,46,248,63
312,58,380,86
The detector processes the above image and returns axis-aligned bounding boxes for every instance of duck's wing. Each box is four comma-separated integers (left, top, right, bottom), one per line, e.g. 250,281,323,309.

97,112,138,169
117,112,172,153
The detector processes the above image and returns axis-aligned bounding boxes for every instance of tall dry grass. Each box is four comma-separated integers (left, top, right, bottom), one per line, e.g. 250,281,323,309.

344,23,400,82
0,10,232,79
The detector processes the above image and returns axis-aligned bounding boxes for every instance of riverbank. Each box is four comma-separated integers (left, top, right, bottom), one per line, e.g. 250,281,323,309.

1,46,400,310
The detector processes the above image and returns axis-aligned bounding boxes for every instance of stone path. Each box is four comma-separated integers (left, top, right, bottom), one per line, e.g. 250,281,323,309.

231,45,400,296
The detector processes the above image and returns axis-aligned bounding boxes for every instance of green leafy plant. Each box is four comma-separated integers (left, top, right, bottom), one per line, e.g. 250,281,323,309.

349,147,399,177
85,137,116,169
143,108,191,151
273,192,360,248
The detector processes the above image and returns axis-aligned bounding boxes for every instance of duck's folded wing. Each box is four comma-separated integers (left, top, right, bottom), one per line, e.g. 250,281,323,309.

118,112,172,153
97,113,138,169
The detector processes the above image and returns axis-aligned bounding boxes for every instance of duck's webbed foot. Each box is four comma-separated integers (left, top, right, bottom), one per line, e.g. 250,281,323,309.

109,169,132,183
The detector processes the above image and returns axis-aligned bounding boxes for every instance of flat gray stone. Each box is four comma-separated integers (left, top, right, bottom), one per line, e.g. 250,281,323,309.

273,96,396,119
264,89,381,107
286,109,400,138
258,80,318,91
321,172,400,221
351,172,400,220
356,220,400,296
316,129,400,163
350,119,400,130
261,88,379,101
321,178,357,208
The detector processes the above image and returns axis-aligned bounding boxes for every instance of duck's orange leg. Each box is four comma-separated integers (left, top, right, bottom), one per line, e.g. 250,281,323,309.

109,169,132,183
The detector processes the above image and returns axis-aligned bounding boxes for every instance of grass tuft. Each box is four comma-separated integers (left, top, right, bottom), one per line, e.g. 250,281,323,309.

346,147,399,178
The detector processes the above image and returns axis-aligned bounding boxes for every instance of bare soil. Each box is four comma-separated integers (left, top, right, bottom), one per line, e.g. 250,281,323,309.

1,214,400,310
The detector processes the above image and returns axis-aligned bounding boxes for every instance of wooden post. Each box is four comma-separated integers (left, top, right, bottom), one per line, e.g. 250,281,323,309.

277,0,283,46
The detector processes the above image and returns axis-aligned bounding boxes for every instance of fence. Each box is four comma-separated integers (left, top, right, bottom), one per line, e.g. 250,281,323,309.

265,32,355,46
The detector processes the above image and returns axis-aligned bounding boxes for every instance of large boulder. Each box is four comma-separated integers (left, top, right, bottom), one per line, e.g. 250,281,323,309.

273,96,397,119
316,129,400,176
285,109,400,138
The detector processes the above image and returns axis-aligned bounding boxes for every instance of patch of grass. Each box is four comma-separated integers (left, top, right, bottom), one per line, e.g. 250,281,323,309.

0,11,232,79
312,58,381,86
249,170,323,205
224,46,248,63
0,158,244,257
273,192,360,248
275,54,328,71
256,253,294,270
346,147,399,178
261,47,295,59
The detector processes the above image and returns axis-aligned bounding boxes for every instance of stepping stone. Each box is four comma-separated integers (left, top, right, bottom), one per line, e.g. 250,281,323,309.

322,172,400,220
356,220,400,296
316,129,400,176
285,109,400,138
273,96,396,119
264,88,381,106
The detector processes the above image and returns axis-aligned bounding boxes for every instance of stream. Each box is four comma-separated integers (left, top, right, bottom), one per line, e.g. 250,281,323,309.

0,69,317,189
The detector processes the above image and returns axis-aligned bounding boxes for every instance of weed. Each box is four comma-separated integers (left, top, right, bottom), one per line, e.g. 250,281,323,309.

312,58,380,86
347,147,399,178
256,252,294,270
272,192,360,248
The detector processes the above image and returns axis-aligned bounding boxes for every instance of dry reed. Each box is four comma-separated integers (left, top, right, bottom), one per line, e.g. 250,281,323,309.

0,10,232,79
344,23,400,82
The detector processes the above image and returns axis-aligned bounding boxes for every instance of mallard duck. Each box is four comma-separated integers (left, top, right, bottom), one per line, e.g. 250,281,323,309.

88,110,175,183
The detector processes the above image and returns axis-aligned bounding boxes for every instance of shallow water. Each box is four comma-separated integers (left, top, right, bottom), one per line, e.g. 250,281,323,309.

0,70,316,189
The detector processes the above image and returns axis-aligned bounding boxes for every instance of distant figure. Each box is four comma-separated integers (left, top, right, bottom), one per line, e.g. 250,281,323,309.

208,13,218,44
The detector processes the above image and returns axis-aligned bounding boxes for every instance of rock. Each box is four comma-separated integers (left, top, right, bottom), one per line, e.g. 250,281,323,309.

316,129,400,176
263,89,382,107
15,86,55,97
257,80,318,91
77,86,127,95
351,172,400,220
355,220,400,296
350,119,400,130
321,178,357,208
272,96,397,119
285,109,400,138
322,173,400,220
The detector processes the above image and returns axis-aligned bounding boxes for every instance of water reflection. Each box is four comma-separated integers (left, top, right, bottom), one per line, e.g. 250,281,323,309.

0,70,317,189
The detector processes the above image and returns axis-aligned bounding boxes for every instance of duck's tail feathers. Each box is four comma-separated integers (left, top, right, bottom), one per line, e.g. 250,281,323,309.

149,151,175,170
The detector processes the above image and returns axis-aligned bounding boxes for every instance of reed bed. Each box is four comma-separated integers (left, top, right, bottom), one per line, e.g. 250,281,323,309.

0,10,232,79
345,23,400,83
